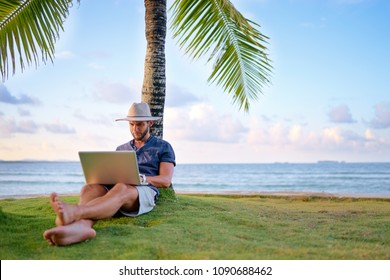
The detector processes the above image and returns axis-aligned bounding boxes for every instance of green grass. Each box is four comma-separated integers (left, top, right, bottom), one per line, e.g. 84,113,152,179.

1,189,389,260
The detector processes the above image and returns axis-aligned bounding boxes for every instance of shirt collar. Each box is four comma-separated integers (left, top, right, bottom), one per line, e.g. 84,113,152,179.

130,135,154,150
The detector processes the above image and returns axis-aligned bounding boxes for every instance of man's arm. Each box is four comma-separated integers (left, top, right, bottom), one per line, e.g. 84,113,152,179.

145,162,175,188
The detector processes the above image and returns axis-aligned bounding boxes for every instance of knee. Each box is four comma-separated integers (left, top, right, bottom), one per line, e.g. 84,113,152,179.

80,183,93,194
112,183,137,200
80,184,105,196
112,183,129,194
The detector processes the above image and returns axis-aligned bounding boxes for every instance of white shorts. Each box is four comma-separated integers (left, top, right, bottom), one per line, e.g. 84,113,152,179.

118,186,157,217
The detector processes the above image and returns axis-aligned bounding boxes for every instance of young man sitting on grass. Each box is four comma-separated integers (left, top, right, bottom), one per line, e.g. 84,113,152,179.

43,102,176,246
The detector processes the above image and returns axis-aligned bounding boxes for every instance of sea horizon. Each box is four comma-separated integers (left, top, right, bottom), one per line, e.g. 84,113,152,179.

1,161,390,199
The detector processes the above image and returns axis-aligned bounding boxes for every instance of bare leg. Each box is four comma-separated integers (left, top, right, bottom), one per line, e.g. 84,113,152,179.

45,184,107,245
50,183,139,225
50,192,79,226
44,183,139,246
43,220,96,246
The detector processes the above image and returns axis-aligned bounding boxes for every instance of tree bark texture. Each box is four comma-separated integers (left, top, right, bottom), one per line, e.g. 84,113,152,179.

142,0,167,139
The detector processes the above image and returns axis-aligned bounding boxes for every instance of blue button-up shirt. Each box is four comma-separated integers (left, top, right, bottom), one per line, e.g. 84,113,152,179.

116,136,176,194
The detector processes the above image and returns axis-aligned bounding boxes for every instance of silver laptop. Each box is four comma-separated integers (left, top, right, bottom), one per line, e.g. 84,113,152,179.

78,151,147,185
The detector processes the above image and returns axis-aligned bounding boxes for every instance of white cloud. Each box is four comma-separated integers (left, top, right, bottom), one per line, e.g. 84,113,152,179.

43,122,76,134
0,84,40,105
77,131,114,150
244,116,388,156
56,50,75,59
165,103,247,143
0,117,75,136
368,102,390,129
168,117,390,163
288,125,303,143
364,129,375,140
328,104,355,123
247,119,293,146
18,108,31,116
323,127,343,144
93,79,138,103
165,102,388,157
73,110,113,126
166,83,200,107
0,116,39,136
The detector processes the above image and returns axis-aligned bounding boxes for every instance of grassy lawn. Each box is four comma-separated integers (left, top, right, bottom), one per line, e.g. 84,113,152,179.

1,189,389,260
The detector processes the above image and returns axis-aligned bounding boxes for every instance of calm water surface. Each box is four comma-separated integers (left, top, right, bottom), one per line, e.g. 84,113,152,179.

0,161,389,197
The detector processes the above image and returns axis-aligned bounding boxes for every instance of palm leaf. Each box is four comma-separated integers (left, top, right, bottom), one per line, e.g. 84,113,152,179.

170,0,272,111
0,0,76,80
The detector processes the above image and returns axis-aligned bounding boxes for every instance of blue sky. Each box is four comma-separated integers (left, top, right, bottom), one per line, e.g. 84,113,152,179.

1,0,389,163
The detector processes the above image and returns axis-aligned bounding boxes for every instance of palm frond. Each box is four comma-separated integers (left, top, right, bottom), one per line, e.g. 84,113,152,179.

0,0,76,80
170,0,272,111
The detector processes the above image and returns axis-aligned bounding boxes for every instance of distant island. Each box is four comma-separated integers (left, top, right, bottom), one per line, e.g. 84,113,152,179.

317,160,346,164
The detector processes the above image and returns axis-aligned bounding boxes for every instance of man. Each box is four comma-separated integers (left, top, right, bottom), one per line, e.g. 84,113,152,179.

43,102,176,246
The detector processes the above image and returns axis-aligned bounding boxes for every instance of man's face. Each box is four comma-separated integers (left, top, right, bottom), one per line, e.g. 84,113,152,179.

129,121,152,141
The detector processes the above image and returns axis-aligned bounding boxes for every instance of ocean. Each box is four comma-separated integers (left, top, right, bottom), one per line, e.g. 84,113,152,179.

0,161,390,198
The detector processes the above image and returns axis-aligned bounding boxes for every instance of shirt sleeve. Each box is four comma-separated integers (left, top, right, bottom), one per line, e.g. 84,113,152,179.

160,141,176,166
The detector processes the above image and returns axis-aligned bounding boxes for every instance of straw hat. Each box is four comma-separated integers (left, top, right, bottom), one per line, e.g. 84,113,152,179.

115,102,161,122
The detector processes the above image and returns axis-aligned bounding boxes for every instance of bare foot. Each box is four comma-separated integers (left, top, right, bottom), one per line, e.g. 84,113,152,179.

43,220,96,246
50,192,79,226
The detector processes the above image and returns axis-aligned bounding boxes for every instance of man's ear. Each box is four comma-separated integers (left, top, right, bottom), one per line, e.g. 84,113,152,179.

149,121,154,127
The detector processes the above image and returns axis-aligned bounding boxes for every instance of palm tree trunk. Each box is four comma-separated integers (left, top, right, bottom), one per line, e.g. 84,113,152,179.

142,0,167,139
